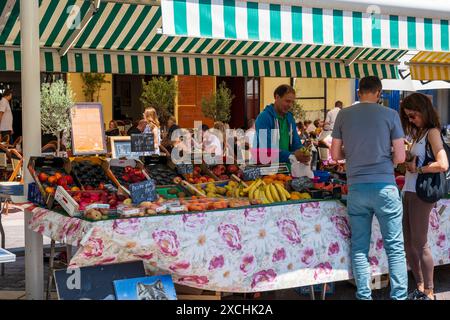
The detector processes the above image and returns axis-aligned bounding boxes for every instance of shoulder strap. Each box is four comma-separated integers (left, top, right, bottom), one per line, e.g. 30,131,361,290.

424,130,450,164
424,131,436,164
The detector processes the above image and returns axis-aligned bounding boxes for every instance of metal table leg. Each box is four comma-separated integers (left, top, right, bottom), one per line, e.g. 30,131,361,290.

46,240,56,300
309,285,315,300
0,197,6,276
321,283,327,300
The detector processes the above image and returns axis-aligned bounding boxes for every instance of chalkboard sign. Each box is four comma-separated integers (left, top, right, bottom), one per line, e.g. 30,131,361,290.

131,134,155,154
243,166,261,181
176,163,194,175
129,179,157,204
54,261,145,300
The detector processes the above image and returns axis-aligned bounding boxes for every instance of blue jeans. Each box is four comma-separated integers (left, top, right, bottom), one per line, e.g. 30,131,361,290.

347,183,408,300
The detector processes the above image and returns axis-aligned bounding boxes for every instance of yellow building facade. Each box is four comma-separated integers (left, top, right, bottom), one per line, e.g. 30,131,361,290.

67,73,114,126
67,73,354,127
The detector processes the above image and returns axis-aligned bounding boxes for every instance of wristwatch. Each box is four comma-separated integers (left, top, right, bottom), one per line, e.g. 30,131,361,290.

417,167,424,174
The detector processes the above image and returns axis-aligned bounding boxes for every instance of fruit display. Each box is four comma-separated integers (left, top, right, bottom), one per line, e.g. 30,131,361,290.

118,197,168,217
261,173,292,185
290,192,312,200
110,165,147,188
220,179,291,205
180,197,229,212
70,190,129,211
245,179,292,204
156,186,189,199
210,164,243,180
312,182,348,195
71,160,114,189
37,169,78,195
145,163,179,186
196,182,228,198
291,177,314,191
184,165,215,184
84,206,110,221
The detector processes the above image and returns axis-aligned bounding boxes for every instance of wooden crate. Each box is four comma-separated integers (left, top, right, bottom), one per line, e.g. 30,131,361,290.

174,284,222,300
27,156,77,209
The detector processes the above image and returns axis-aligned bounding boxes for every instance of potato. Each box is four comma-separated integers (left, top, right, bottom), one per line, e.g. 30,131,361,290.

139,201,153,208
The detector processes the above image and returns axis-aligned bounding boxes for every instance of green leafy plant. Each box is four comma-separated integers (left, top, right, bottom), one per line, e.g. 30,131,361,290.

140,77,177,127
81,73,109,102
40,80,74,155
291,100,306,123
201,81,234,123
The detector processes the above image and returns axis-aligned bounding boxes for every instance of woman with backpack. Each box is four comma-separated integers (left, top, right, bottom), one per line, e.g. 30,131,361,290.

400,93,449,300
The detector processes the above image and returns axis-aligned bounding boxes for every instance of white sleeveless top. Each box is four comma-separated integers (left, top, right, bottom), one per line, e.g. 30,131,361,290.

143,125,161,155
403,132,428,193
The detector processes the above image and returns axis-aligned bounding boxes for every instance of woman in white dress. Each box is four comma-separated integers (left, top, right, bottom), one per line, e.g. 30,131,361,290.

143,107,161,155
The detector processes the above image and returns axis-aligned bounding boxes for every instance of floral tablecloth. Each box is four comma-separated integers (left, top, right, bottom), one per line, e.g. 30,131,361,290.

28,200,450,293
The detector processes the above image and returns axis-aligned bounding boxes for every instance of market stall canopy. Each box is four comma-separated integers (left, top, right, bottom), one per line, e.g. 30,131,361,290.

408,52,450,80
0,0,403,78
382,77,450,91
382,50,450,90
161,0,450,52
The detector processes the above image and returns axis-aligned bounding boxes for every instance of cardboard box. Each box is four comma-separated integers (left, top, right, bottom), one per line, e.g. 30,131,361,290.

70,156,124,193
27,156,78,209
54,186,82,217
108,158,151,195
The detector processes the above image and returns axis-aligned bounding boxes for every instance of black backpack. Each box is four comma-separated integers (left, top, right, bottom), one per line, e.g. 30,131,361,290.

416,133,450,203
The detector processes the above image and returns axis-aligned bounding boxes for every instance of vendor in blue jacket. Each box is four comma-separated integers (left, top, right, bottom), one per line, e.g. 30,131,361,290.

255,84,310,165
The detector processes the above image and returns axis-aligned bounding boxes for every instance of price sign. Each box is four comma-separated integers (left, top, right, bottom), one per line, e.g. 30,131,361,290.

243,166,261,181
129,179,157,204
131,134,155,155
176,163,194,175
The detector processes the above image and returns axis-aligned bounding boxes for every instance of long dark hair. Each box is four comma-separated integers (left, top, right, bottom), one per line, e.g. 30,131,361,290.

400,93,441,141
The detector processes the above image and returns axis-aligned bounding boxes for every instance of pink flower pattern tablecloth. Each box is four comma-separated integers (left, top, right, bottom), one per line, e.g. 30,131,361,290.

28,200,450,293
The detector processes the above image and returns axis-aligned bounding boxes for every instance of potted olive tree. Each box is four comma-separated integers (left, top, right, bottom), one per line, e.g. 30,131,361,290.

40,80,74,156
201,81,234,123
140,77,177,128
81,73,109,102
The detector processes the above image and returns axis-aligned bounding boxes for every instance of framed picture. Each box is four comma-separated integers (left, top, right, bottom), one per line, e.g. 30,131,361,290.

70,103,107,155
114,275,177,300
54,261,146,300
109,136,140,159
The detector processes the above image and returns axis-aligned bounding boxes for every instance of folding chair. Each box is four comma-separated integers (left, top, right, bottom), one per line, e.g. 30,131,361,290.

8,149,23,183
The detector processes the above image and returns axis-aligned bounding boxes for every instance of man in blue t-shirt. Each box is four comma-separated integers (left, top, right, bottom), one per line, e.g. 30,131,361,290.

331,76,407,300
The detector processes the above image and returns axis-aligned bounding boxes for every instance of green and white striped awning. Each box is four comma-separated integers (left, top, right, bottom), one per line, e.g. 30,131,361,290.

0,0,405,78
161,0,450,52
0,48,399,78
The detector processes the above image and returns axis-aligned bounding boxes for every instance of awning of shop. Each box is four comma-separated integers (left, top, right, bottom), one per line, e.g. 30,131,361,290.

161,0,450,52
0,0,404,78
409,52,450,80
0,48,398,78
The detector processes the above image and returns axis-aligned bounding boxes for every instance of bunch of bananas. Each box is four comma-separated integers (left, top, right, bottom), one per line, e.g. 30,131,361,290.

233,183,247,198
245,179,291,204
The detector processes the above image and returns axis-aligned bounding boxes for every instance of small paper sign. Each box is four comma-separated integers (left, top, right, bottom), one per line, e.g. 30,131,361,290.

129,179,157,205
131,134,155,154
176,163,194,175
243,166,261,181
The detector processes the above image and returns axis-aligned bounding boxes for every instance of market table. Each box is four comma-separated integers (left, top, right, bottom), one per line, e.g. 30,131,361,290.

27,200,450,293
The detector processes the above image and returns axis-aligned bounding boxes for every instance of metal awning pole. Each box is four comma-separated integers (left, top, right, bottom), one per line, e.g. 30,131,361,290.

21,0,43,300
